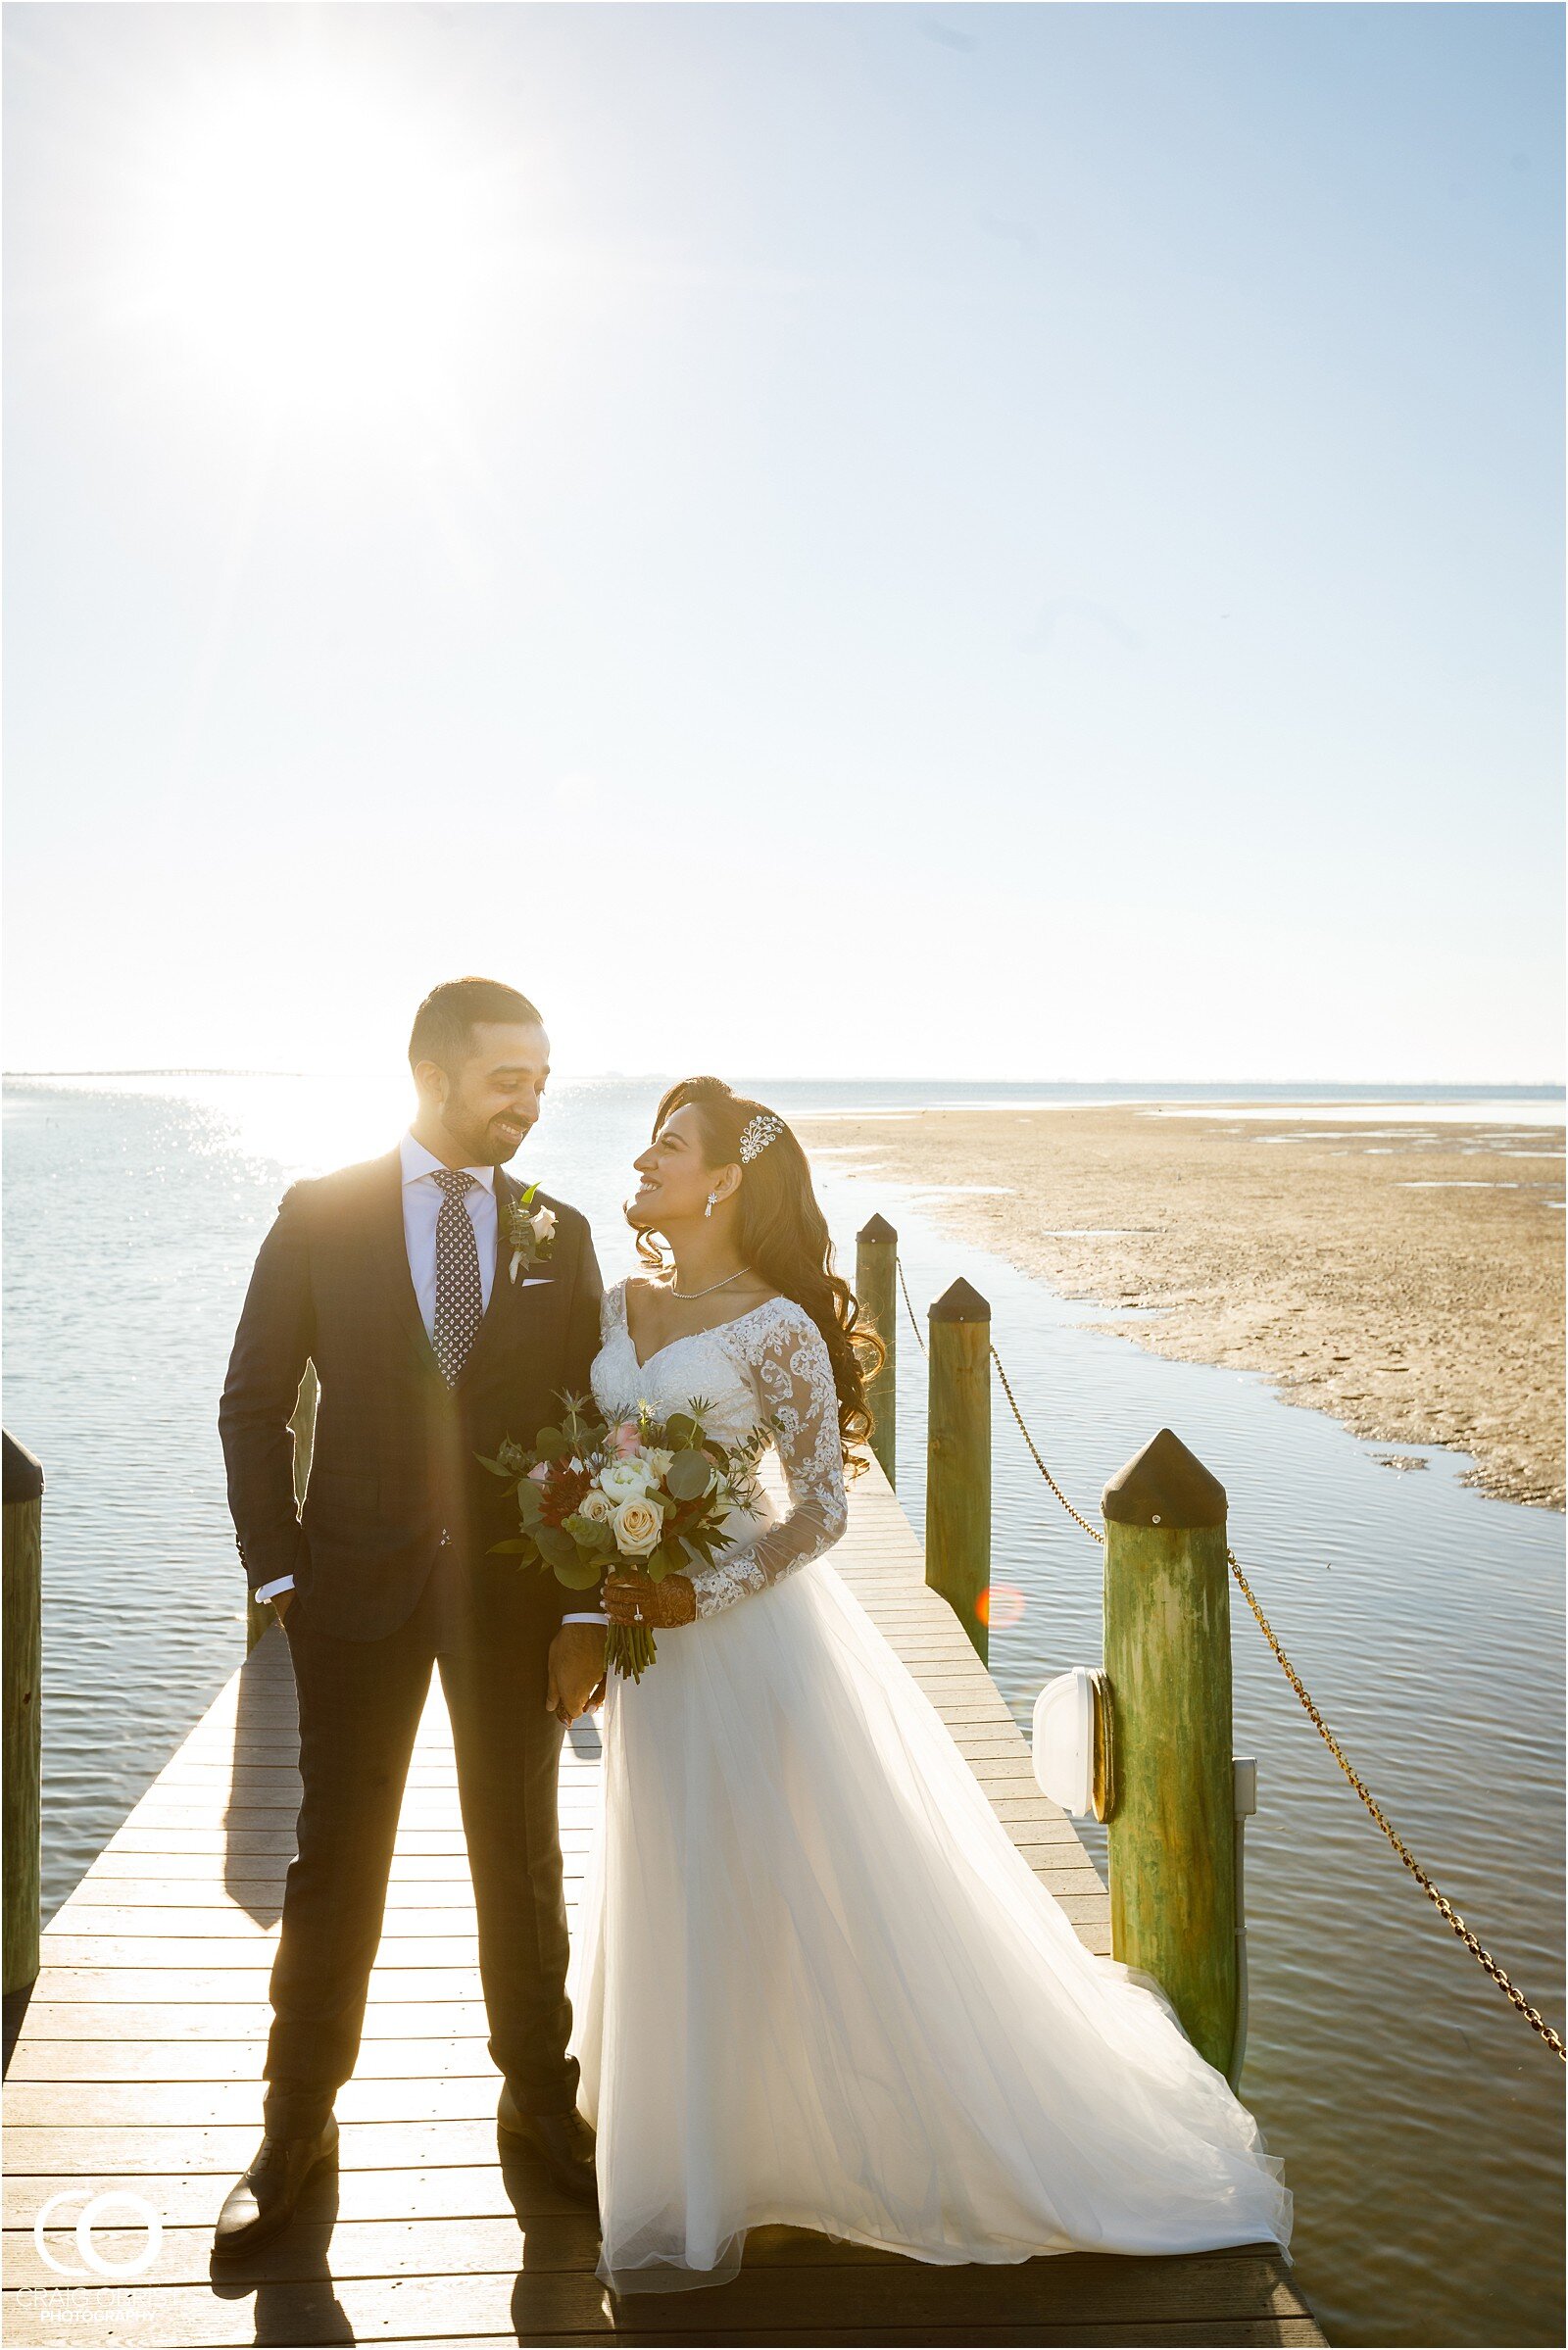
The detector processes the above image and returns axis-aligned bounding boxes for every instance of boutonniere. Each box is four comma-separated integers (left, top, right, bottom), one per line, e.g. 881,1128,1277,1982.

506,1183,558,1283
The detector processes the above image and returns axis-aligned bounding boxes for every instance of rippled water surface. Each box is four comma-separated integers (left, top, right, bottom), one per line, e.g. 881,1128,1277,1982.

4,1072,1563,2347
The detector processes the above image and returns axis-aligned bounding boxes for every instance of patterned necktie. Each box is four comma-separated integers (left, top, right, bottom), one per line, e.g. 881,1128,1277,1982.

431,1169,483,1386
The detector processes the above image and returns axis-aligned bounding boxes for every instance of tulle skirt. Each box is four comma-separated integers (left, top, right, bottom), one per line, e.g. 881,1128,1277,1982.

568,1552,1293,2295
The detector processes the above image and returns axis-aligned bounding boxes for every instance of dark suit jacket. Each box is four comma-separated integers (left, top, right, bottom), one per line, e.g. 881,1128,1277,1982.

220,1149,605,1643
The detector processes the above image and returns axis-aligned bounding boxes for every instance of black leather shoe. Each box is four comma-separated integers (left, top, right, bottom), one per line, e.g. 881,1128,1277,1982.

213,2114,339,2254
497,2081,598,2206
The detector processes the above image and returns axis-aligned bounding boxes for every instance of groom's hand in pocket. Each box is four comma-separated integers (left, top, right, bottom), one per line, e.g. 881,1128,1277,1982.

546,1622,608,1725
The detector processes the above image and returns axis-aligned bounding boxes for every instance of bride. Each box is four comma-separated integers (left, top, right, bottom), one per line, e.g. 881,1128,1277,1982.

568,1076,1293,2295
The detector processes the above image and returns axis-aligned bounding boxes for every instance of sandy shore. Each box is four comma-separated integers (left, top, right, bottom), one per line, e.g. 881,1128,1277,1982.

800,1104,1565,1510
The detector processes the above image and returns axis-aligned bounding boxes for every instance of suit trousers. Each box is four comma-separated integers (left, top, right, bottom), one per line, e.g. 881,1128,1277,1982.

262,1546,577,2137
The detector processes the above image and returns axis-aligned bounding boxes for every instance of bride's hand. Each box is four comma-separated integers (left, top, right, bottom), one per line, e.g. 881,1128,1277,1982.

605,1568,697,1629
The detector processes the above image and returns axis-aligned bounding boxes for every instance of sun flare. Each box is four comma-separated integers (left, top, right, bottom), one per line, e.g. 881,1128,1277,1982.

124,61,493,419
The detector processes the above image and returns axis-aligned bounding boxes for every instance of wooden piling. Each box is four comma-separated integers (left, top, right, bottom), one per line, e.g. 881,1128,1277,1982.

3,1432,43,2008
245,1362,318,1655
1102,1428,1237,2074
926,1278,991,1661
856,1214,898,1486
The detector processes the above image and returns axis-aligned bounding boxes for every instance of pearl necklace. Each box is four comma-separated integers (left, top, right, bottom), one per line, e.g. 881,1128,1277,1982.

669,1264,754,1302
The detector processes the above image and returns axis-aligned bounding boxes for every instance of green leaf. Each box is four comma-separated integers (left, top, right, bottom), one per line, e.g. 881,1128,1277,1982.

649,1536,686,1580
536,1523,581,1570
515,1481,544,1526
665,1450,713,1502
490,1536,541,1566
663,1412,697,1447
553,1555,605,1591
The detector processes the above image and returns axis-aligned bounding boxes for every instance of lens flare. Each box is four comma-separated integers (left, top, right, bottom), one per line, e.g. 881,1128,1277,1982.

976,1584,1026,1632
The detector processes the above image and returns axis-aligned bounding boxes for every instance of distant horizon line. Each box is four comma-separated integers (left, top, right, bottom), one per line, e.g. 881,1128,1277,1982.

4,1067,1564,1093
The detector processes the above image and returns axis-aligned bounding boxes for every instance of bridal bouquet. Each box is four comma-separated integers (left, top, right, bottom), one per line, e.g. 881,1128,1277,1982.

481,1392,767,1680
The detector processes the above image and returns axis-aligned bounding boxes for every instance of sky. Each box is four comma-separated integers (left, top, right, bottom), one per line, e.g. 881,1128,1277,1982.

3,2,1562,1083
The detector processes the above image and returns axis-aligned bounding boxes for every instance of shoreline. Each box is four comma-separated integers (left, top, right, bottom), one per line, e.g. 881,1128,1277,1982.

800,1102,1565,1511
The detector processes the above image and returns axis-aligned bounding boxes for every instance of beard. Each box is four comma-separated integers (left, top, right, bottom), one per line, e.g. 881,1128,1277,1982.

443,1106,529,1166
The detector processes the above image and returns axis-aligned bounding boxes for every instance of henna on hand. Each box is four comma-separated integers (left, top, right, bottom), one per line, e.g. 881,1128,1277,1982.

604,1569,697,1629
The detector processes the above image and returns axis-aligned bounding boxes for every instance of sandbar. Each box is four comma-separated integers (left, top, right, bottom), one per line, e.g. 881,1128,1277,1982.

800,1103,1565,1510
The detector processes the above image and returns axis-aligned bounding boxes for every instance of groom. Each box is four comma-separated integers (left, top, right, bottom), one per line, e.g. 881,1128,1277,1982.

214,978,608,2252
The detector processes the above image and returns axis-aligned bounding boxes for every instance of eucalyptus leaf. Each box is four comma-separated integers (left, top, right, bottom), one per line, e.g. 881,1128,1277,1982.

536,1523,580,1570
554,1555,605,1591
665,1449,713,1502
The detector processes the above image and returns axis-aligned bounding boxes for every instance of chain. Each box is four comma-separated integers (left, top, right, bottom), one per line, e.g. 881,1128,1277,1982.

893,1254,1566,2062
895,1252,927,1355
1223,1547,1565,2060
990,1346,1106,1546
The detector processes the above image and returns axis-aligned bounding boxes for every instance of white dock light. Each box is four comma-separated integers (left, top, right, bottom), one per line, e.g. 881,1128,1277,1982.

1032,1668,1114,1821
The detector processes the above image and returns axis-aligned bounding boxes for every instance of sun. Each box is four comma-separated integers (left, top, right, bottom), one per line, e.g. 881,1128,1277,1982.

122,58,495,421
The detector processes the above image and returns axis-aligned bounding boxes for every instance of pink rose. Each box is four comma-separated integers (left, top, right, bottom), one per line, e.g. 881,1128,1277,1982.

527,1461,551,1484
612,1421,642,1456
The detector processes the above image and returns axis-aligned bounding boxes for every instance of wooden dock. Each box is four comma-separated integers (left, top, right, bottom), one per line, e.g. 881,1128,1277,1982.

3,1462,1323,2347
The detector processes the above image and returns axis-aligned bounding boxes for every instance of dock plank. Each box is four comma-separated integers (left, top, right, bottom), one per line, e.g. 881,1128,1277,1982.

1,2251,1315,2340
3,1459,1318,2346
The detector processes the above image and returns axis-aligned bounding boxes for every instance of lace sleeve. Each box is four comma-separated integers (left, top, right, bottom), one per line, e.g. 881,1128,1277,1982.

600,1276,627,1347
687,1302,849,1619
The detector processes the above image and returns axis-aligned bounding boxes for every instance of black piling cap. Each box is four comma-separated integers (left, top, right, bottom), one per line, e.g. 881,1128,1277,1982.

929,1277,990,1325
858,1213,898,1245
2,1431,44,1504
1102,1428,1225,1531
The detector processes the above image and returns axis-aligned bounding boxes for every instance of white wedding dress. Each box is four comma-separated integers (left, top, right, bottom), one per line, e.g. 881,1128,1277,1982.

570,1279,1293,2294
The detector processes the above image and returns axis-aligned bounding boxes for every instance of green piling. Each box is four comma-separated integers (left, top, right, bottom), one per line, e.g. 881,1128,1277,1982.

926,1279,992,1661
1102,1427,1237,2074
856,1215,898,1486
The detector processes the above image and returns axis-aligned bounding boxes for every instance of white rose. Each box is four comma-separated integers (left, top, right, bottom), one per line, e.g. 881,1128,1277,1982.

530,1204,557,1242
578,1488,614,1524
643,1447,675,1482
611,1496,662,1557
601,1457,654,1503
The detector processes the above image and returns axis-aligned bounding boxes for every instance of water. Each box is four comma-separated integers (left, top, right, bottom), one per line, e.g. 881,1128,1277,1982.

3,1072,1563,2345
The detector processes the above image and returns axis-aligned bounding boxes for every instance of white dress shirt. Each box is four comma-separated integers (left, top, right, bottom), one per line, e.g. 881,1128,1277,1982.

256,1131,607,1627
398,1127,500,1329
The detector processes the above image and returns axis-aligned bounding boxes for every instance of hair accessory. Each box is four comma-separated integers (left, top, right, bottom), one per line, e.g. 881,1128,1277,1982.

738,1110,786,1164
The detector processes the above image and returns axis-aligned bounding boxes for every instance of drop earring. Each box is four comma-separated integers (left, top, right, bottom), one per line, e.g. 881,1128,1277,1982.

705,1192,718,1219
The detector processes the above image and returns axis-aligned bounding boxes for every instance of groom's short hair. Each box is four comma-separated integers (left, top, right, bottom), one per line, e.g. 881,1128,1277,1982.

409,978,544,1075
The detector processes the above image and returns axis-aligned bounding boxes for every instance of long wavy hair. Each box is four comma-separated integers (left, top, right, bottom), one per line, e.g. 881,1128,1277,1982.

633,1077,884,1475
